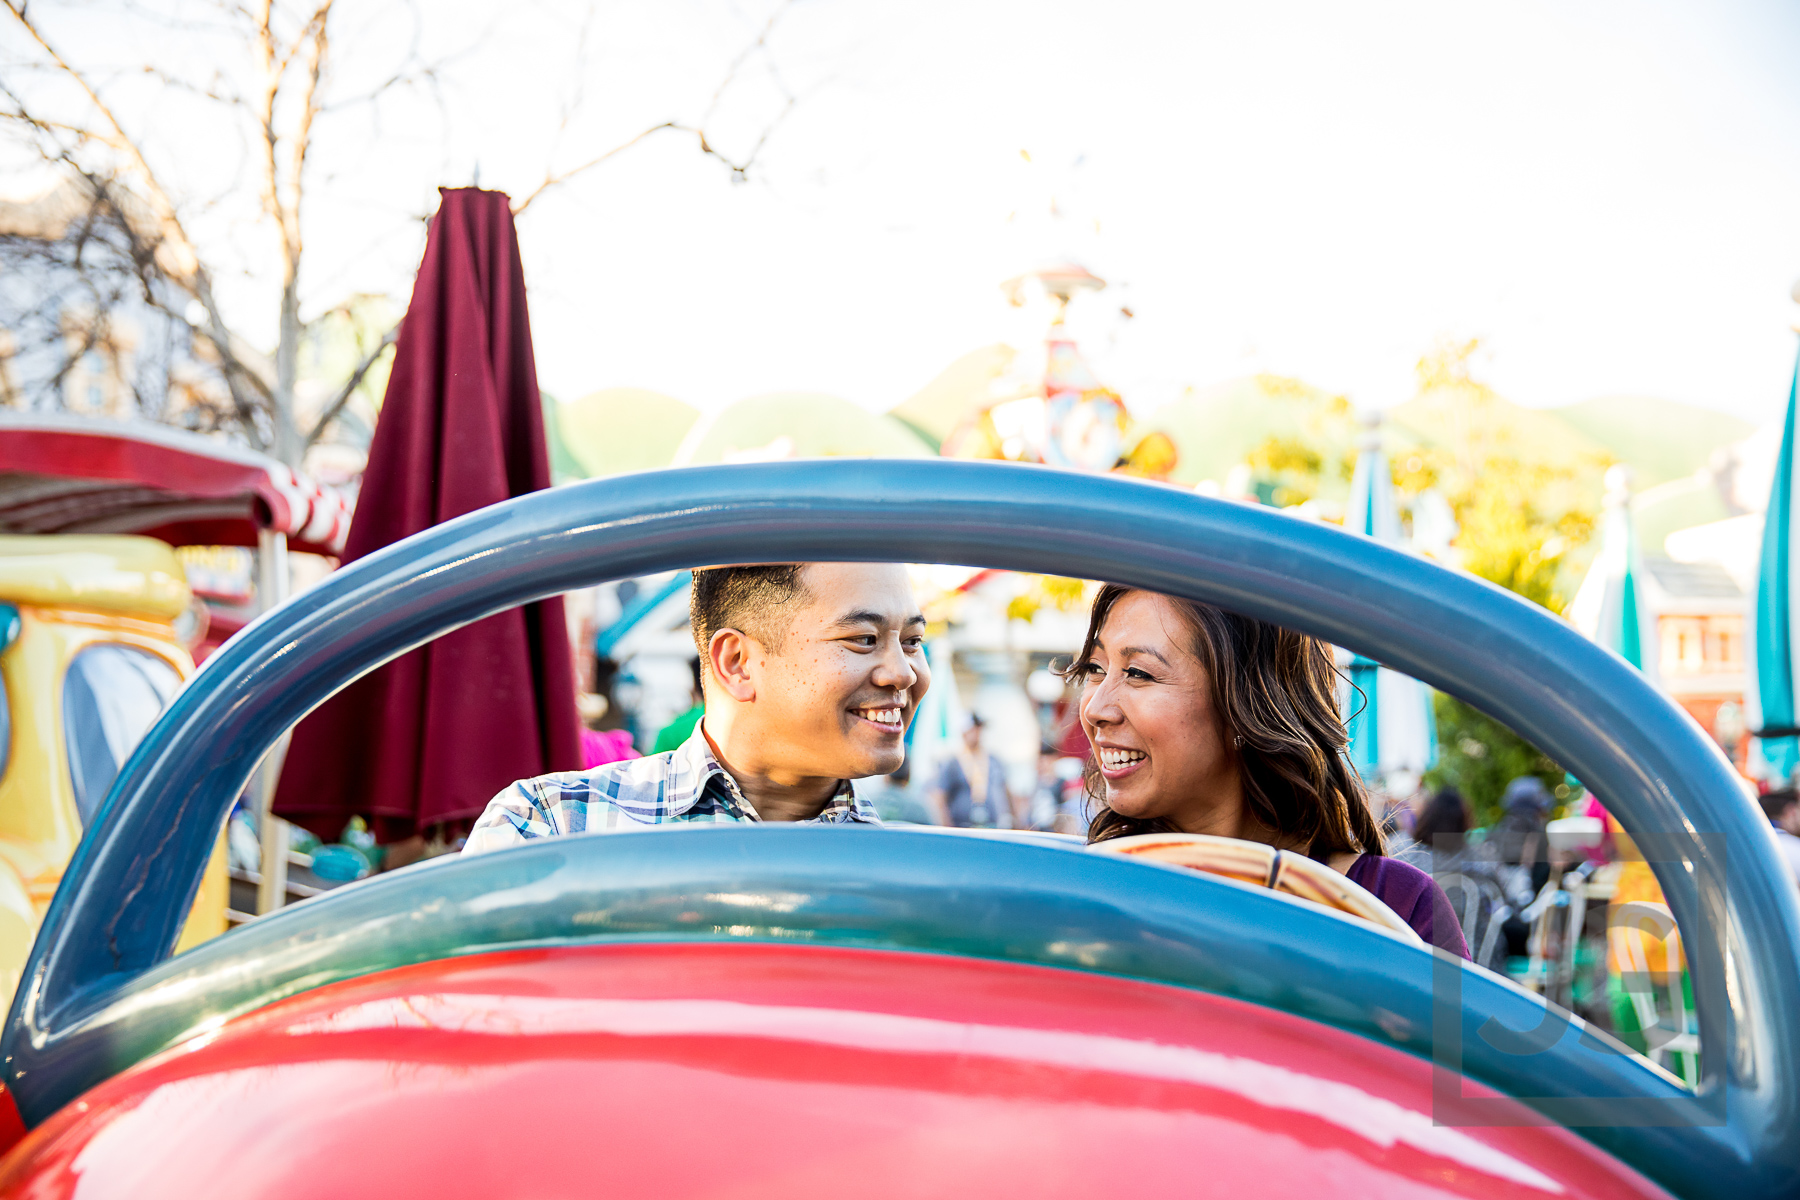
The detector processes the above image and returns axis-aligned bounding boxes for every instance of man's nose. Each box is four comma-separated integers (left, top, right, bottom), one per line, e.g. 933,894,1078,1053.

870,637,918,691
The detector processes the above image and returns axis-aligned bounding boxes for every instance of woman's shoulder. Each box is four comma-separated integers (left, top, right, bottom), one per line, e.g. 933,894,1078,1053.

1346,853,1471,958
1346,850,1434,896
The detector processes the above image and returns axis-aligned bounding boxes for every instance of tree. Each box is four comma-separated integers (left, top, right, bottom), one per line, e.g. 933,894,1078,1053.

0,0,806,468
1400,339,1603,820
1401,338,1600,612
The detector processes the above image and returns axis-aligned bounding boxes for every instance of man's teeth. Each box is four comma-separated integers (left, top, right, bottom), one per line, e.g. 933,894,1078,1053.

859,707,903,726
1100,748,1147,769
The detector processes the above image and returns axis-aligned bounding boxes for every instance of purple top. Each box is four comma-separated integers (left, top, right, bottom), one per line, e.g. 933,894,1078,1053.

1346,855,1471,958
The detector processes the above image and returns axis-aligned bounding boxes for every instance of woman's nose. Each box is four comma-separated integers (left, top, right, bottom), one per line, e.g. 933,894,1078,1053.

1082,677,1121,727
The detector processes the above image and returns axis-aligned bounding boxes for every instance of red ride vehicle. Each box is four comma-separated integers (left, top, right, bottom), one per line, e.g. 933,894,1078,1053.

0,461,1791,1200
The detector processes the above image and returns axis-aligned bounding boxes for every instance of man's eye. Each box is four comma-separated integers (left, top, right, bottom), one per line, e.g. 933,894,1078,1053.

850,635,878,648
903,637,924,651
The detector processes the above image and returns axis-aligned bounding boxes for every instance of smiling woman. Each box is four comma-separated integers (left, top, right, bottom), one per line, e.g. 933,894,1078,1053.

1068,583,1468,957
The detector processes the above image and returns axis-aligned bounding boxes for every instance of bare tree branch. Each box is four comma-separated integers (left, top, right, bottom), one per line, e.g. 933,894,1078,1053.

510,120,681,216
1,0,277,444
304,321,396,449
512,0,804,215
700,1,794,128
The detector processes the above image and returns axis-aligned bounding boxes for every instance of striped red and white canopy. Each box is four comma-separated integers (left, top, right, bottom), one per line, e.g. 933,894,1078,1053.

0,413,351,556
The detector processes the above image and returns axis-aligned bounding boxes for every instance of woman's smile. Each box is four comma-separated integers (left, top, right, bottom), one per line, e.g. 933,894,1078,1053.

1096,744,1149,780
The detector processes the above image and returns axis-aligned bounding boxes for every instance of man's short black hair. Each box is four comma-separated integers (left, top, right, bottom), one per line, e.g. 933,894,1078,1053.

690,564,813,670
1760,787,1798,823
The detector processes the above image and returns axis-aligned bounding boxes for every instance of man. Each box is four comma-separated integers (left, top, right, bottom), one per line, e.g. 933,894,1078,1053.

1762,787,1800,888
928,713,1018,829
464,562,929,852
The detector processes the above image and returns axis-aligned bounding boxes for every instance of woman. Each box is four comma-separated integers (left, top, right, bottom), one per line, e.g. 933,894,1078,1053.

1069,584,1469,957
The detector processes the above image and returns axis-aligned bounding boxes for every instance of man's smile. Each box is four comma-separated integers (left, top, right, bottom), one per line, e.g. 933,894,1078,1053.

851,702,907,731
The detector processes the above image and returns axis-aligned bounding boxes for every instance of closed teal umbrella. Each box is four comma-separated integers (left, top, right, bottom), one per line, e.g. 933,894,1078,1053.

1751,356,1800,782
1344,412,1437,785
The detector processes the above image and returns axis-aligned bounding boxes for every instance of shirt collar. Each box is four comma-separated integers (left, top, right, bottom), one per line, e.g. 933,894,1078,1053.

674,721,870,823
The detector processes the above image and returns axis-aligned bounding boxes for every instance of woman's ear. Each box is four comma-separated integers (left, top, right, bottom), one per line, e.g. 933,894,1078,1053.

708,628,757,703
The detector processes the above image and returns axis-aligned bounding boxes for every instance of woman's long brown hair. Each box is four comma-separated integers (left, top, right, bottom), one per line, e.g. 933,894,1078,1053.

1069,584,1385,859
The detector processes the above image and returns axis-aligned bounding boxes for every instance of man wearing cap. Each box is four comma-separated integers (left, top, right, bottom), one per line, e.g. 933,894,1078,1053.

463,563,928,851
927,713,1017,829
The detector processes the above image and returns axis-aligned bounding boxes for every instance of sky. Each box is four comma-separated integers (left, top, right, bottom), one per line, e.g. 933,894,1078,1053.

12,0,1800,424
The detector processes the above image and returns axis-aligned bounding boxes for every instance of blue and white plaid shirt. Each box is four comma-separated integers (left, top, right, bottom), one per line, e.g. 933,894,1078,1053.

462,723,879,855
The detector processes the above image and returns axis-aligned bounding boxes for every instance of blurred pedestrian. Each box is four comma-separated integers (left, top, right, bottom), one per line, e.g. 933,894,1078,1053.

1025,743,1067,831
1493,776,1553,891
1393,786,1471,868
929,714,1015,828
577,692,637,769
1762,787,1800,888
1493,775,1553,959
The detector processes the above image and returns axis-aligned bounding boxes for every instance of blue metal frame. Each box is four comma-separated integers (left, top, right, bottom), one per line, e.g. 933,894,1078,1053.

5,460,1796,1196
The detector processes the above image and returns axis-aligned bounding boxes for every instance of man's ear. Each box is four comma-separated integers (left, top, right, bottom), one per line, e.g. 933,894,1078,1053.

708,628,758,703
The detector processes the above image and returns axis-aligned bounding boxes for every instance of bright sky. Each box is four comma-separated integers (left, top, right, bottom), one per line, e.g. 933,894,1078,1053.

16,0,1800,424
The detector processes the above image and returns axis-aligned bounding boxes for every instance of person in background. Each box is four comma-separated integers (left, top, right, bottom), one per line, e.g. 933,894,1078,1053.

653,656,706,753
1492,775,1554,960
1392,786,1471,871
929,714,1016,828
577,692,637,769
1492,776,1554,895
1025,743,1065,831
1761,787,1800,888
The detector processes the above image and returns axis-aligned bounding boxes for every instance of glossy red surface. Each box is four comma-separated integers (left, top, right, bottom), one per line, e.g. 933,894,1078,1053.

0,944,1669,1199
0,1087,24,1160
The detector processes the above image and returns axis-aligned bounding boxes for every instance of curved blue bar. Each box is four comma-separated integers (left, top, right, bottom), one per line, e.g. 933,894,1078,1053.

7,460,1797,1194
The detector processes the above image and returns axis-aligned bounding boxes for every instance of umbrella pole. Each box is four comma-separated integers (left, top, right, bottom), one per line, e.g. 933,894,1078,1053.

254,530,292,915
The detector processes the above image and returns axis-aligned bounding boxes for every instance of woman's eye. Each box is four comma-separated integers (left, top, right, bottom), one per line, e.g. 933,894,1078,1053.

1075,660,1102,679
1125,667,1154,681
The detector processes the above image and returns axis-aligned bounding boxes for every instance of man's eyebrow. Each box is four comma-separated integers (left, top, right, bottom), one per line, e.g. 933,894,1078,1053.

829,610,926,630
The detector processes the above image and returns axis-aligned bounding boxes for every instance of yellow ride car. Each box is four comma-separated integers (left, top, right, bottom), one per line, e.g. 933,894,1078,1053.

0,535,227,1006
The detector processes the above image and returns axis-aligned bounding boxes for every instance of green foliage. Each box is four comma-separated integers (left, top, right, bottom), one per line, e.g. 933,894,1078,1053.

1423,692,1565,828
1451,453,1595,613
1399,339,1604,613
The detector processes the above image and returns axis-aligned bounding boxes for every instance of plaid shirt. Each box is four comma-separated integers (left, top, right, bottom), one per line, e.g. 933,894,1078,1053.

462,724,879,855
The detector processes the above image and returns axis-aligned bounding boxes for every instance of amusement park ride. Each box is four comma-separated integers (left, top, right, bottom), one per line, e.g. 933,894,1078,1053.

0,459,1792,1199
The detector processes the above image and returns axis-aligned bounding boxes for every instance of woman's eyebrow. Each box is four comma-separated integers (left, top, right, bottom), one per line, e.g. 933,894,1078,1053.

1117,645,1172,667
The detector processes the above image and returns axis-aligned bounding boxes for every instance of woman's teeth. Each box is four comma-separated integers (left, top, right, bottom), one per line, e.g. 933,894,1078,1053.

858,707,903,726
1100,748,1147,769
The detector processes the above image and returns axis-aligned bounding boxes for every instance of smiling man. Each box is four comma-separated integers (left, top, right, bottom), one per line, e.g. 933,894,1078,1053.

463,562,929,852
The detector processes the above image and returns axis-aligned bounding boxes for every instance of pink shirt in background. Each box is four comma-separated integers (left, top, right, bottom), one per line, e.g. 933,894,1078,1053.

580,728,638,770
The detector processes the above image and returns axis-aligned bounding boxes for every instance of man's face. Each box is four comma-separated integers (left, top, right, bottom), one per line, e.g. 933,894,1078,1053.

739,563,930,778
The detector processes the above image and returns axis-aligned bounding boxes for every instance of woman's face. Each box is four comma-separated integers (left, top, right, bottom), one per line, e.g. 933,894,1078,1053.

1077,591,1241,833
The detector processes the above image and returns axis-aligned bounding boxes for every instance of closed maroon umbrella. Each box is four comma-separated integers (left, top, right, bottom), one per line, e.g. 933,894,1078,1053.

275,188,582,844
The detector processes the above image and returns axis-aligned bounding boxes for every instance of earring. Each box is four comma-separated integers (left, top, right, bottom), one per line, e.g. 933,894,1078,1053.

1233,735,1245,748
